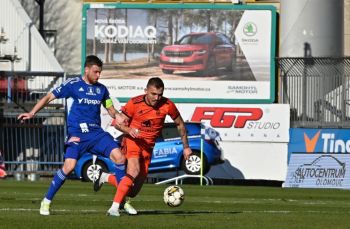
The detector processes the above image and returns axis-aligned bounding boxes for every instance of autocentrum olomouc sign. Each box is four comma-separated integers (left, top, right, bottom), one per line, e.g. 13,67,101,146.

284,153,350,189
82,3,276,103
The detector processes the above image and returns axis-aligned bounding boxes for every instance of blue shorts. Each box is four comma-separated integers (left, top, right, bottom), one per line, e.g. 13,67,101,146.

64,131,120,160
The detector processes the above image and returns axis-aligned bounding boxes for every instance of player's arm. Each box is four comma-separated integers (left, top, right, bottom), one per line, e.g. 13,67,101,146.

104,99,124,123
173,115,192,160
112,99,139,138
17,92,56,121
103,98,125,126
103,98,118,118
112,112,139,138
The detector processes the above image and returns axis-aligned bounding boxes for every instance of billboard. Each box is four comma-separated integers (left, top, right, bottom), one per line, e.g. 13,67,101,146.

99,90,289,142
284,153,350,189
82,3,277,103
289,128,350,154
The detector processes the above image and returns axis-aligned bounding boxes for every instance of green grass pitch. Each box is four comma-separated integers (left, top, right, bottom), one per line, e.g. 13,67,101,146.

1,179,350,228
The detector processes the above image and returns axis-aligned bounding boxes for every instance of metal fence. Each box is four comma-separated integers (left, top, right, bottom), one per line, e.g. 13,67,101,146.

277,57,350,128
0,71,65,176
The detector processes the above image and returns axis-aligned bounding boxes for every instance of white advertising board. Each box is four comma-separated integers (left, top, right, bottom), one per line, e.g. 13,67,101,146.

99,88,290,143
98,97,289,180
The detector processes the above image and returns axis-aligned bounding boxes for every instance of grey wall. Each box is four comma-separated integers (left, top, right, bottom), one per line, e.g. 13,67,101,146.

20,0,82,74
280,0,344,57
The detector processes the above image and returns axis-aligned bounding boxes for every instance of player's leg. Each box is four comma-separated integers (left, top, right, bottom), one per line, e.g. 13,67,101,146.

94,148,125,191
127,151,150,198
92,133,126,191
40,139,80,216
122,153,150,215
40,158,77,215
120,174,145,215
107,157,139,216
110,148,126,183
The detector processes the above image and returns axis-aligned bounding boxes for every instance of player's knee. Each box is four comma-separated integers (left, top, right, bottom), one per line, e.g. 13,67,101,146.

128,170,140,178
126,158,141,177
110,148,125,164
62,164,74,174
127,167,140,178
62,158,76,174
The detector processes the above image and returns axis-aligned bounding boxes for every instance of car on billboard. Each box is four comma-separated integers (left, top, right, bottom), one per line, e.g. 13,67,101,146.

291,155,346,184
74,122,224,182
159,32,235,76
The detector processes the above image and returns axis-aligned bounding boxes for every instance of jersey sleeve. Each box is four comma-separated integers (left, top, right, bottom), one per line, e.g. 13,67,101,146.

121,99,135,119
168,100,180,120
52,79,73,99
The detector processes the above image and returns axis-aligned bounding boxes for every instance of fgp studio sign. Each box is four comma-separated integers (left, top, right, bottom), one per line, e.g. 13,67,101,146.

284,153,350,189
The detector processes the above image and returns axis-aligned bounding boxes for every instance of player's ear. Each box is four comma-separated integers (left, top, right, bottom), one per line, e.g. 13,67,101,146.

144,88,147,94
84,66,89,74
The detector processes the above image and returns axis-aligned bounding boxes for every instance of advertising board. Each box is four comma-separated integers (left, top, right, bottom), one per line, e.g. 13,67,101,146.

289,128,350,154
82,3,277,103
284,153,350,189
99,92,289,142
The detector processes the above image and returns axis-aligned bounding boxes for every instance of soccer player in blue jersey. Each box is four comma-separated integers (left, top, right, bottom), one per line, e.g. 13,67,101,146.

18,55,130,216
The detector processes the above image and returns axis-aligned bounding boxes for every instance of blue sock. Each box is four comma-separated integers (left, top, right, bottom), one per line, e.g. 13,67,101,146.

113,163,125,183
45,169,67,200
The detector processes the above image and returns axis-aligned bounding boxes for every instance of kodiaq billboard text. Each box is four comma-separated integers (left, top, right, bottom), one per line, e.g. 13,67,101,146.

82,3,276,103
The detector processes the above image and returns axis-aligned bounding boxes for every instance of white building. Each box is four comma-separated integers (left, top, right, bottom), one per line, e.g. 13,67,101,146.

0,0,63,72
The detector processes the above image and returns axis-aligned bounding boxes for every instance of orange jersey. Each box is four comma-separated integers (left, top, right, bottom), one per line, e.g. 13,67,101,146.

121,94,180,147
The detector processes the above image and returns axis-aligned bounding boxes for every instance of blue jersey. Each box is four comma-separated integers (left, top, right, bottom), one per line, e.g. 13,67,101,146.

52,77,110,136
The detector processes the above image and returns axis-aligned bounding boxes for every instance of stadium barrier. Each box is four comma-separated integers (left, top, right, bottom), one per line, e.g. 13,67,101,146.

0,71,67,177
277,57,350,128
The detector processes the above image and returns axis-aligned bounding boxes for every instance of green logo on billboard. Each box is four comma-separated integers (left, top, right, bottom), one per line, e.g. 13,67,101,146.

243,22,257,37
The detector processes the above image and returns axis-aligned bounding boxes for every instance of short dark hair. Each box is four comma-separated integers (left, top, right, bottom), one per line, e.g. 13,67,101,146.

147,77,164,89
84,55,103,68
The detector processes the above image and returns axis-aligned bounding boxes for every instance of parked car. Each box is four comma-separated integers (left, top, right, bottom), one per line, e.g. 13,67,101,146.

75,122,224,182
159,32,235,75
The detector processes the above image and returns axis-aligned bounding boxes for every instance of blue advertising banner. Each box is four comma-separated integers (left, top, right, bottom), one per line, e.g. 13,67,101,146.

284,153,350,189
289,128,350,154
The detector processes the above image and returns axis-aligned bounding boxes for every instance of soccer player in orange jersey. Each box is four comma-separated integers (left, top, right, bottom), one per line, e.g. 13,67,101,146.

94,77,192,216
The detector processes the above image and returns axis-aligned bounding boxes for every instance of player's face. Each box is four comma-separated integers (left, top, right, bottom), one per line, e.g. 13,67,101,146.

145,85,164,107
85,64,101,84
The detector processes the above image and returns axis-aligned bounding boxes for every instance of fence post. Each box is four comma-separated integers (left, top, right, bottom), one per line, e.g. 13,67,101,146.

200,123,204,186
302,60,307,124
341,61,346,123
302,43,313,124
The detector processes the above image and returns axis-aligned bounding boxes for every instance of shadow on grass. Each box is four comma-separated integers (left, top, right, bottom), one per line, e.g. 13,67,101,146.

47,209,242,216
137,210,242,215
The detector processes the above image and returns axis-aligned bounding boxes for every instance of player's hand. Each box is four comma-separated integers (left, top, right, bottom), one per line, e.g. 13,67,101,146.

17,113,34,123
116,113,127,125
129,128,140,138
183,147,192,160
111,114,127,127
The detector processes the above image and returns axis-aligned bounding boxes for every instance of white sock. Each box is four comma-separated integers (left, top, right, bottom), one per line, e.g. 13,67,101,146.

111,202,120,210
101,172,109,183
43,198,51,204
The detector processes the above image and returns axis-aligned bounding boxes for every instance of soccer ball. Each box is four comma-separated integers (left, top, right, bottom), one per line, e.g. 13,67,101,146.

163,185,184,207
